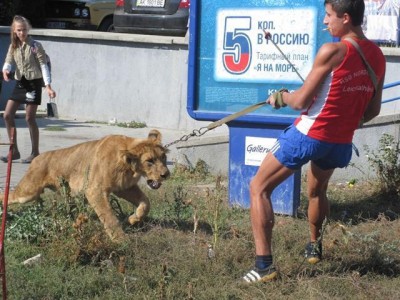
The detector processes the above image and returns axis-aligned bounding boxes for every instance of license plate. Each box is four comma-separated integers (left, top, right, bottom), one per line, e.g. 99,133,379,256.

136,0,165,7
46,21,68,29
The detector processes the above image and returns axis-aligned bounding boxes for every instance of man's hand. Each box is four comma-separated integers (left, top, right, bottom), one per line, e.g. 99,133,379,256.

267,88,289,109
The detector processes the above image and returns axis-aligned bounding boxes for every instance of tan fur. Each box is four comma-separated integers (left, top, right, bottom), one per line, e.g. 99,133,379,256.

0,129,170,241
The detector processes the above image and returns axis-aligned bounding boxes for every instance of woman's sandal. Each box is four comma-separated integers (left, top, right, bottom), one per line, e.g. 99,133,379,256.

21,154,39,164
0,151,21,163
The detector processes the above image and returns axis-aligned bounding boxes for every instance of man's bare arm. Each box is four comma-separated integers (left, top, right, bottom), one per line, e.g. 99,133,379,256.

282,42,343,110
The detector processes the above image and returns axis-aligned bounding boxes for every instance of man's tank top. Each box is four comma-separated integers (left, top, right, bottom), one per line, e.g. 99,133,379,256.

294,38,386,144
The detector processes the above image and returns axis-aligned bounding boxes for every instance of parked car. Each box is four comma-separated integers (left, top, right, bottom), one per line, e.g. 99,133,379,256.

0,0,47,28
113,0,189,36
45,0,115,32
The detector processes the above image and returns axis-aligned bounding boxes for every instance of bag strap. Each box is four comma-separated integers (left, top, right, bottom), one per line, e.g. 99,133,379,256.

31,40,43,70
344,37,378,91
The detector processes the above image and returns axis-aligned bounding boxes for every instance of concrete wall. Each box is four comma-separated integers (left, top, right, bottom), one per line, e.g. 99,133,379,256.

0,27,220,133
336,114,400,181
1,27,400,181
381,50,400,116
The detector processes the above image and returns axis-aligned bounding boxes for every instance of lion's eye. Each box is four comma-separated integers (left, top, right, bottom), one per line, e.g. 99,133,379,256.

146,159,155,165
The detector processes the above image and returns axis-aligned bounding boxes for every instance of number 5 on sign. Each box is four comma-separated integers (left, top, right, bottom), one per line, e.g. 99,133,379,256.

223,16,252,74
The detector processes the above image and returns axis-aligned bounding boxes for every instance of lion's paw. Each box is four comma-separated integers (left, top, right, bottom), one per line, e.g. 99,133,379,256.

128,214,142,225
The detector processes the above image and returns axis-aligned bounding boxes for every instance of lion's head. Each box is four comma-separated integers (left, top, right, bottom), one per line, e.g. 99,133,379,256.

124,130,170,189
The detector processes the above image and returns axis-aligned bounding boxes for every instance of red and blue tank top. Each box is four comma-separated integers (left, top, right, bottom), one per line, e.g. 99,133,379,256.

294,38,386,144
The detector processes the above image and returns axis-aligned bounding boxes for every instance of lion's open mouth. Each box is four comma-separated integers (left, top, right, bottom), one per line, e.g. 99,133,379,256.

147,180,162,189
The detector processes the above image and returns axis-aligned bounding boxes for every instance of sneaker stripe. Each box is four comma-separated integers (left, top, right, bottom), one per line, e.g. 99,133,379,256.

243,270,261,282
250,270,261,280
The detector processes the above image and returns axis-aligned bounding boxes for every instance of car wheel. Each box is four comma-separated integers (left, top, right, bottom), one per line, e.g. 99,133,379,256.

98,16,114,32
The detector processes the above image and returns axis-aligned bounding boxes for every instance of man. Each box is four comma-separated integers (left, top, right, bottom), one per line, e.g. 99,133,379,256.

243,0,386,283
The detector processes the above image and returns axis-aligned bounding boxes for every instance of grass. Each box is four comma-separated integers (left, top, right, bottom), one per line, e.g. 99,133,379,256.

1,163,400,299
42,120,146,133
85,120,147,129
43,125,66,131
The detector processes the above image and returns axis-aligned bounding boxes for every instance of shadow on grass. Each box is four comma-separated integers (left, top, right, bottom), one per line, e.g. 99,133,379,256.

329,191,400,224
123,217,214,236
333,257,400,277
287,249,400,279
321,246,400,278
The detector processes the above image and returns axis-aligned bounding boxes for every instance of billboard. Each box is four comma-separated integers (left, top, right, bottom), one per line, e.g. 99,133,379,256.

187,0,332,126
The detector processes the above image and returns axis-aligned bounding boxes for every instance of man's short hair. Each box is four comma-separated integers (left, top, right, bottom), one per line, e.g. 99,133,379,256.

324,0,365,26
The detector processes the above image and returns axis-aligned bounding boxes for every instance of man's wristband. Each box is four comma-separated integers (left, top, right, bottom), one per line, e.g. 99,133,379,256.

273,88,289,109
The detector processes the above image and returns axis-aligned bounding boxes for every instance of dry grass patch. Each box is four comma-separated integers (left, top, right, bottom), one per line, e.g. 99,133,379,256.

2,162,400,299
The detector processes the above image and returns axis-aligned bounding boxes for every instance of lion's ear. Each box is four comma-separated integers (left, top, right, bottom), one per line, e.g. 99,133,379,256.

123,152,139,170
148,129,162,143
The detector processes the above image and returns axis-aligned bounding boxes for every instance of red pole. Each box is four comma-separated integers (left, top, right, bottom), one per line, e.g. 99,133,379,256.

0,128,15,300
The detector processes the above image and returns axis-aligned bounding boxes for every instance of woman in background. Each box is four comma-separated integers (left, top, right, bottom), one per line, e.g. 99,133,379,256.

1,15,56,163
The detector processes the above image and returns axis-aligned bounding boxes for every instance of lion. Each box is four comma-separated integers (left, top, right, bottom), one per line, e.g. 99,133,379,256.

0,129,170,241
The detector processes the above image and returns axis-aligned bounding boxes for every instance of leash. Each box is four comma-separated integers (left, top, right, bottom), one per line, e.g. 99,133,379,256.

164,101,266,148
205,101,266,131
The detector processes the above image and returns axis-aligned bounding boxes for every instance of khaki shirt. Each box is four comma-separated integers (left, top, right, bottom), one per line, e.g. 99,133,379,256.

3,36,48,81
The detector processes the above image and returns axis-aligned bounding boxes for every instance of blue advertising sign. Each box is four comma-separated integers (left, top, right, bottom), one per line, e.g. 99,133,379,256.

187,0,331,125
187,0,332,214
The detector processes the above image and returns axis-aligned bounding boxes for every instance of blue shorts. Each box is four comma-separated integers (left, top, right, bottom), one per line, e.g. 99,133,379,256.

270,125,352,170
